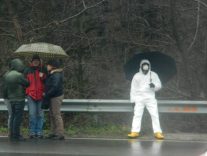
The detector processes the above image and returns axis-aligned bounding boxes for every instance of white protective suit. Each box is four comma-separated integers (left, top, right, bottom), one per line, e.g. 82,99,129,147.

130,59,162,133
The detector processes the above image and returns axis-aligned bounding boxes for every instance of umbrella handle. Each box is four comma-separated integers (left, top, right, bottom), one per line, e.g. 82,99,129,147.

40,59,43,72
150,71,152,83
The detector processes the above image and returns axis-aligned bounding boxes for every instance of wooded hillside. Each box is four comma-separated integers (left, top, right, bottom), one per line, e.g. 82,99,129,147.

1,0,207,100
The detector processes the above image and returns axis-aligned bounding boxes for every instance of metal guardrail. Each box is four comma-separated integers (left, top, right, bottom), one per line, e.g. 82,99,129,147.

0,99,207,113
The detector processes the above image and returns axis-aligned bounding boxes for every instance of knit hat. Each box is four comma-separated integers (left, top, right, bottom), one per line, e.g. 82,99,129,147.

32,54,40,61
47,59,61,68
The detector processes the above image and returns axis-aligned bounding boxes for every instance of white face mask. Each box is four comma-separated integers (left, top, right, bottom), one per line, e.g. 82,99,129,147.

142,64,149,71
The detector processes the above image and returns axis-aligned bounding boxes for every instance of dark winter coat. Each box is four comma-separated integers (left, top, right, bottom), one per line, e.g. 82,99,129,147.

3,59,30,101
44,68,64,99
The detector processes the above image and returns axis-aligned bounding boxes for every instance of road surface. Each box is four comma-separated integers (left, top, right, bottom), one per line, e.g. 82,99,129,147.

0,137,206,156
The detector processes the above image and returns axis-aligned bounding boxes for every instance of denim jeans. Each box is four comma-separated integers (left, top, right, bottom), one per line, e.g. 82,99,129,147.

5,99,12,129
9,100,25,138
27,96,44,135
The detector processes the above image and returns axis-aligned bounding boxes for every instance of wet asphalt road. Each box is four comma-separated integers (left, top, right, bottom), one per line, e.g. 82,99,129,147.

0,138,206,156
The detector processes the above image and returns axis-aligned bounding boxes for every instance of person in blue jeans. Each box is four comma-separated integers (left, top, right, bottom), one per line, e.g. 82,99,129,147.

27,96,44,138
24,55,47,138
3,59,29,141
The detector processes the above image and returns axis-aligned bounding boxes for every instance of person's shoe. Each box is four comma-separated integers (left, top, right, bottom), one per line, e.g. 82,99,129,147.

17,136,26,141
45,134,56,139
29,134,36,139
128,132,140,138
10,135,26,141
36,134,43,139
52,135,65,140
154,132,164,140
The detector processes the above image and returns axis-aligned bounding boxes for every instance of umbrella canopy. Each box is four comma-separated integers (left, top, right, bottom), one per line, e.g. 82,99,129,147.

124,51,177,84
14,42,68,58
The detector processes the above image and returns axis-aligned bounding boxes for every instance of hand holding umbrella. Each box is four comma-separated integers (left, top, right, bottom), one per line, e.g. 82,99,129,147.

149,83,155,88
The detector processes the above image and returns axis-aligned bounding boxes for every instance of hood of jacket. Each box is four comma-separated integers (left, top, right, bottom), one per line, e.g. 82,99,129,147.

50,68,63,74
139,59,151,73
10,59,25,73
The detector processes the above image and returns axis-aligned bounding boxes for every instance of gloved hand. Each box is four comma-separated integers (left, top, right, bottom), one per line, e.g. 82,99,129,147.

149,83,155,88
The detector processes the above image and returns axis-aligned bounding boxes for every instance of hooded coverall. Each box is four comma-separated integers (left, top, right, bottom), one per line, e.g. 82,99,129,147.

130,60,162,133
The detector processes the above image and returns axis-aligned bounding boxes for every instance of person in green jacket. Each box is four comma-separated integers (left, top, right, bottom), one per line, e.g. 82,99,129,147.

3,58,29,141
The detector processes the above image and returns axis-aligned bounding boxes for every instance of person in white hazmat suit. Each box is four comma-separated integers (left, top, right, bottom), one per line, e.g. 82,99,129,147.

128,59,164,140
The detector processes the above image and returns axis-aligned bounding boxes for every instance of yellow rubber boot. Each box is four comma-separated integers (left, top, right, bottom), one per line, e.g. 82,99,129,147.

128,132,140,138
154,132,164,140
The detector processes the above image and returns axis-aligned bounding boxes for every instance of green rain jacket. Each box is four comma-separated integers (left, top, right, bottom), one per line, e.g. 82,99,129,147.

3,59,30,101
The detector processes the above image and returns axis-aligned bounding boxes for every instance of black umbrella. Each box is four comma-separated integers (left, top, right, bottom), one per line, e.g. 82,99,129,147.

124,51,177,83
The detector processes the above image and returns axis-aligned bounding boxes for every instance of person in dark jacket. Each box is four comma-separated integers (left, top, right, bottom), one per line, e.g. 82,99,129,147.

24,54,47,139
44,59,64,140
3,59,29,141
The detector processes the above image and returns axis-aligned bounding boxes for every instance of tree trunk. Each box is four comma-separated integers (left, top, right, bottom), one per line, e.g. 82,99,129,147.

6,0,23,43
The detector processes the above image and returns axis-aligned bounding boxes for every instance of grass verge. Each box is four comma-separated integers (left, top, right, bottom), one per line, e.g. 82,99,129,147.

0,124,130,138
